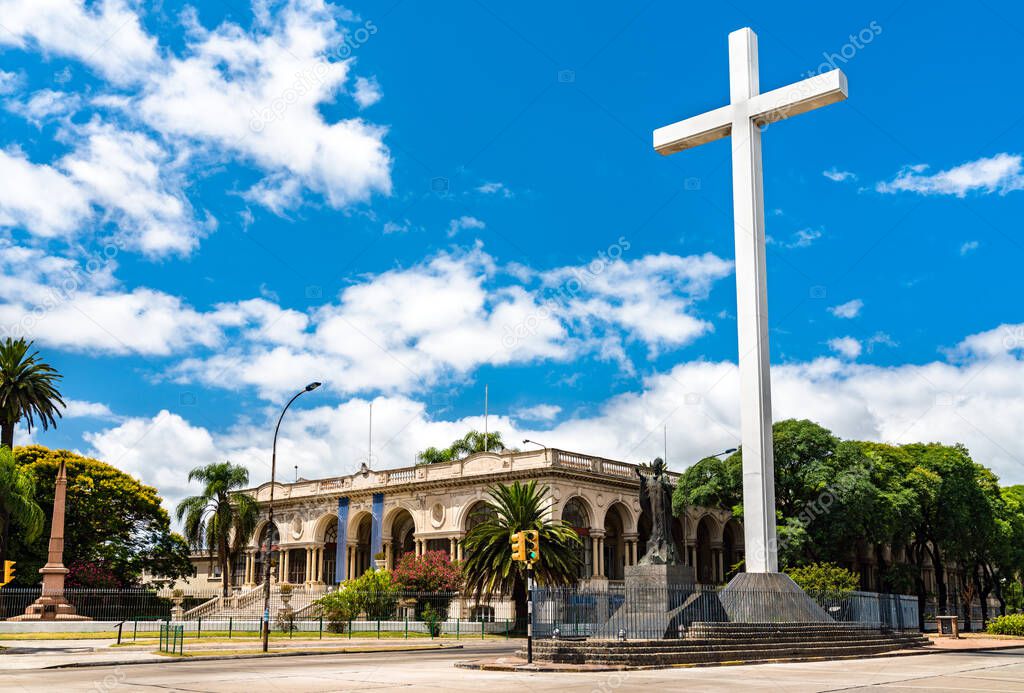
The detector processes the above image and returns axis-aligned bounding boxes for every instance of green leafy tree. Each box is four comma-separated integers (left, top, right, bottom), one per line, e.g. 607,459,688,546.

416,430,510,465
0,446,44,567
176,461,260,597
672,453,742,517
787,561,860,594
9,446,191,587
0,338,65,449
462,480,581,630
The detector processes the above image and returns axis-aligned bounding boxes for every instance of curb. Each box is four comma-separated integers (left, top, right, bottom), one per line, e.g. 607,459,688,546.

44,643,463,669
455,643,1024,673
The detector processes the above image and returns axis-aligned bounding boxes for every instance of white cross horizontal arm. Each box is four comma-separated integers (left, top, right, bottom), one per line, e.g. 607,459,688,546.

652,69,847,156
747,69,848,128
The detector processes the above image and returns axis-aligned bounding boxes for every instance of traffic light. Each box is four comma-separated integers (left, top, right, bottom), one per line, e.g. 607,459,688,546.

1,560,14,587
525,530,540,564
509,531,526,562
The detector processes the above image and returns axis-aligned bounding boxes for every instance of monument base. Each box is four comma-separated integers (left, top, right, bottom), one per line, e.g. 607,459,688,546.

718,571,832,622
8,564,91,622
591,563,696,638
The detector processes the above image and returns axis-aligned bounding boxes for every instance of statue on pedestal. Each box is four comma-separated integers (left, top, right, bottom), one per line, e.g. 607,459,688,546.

636,458,680,565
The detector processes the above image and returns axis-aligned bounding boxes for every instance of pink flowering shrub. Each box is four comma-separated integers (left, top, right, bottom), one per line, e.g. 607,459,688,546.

392,550,462,593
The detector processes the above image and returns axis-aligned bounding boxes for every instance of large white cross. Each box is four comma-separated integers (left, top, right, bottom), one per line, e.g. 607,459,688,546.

654,28,848,574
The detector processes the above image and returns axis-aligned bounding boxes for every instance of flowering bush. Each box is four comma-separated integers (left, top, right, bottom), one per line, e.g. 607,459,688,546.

65,560,121,589
392,550,462,593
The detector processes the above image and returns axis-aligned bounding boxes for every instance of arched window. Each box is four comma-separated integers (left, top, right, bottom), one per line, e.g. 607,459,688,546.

561,498,592,580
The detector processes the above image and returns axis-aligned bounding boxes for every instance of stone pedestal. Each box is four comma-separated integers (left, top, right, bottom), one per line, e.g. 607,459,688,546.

592,563,696,638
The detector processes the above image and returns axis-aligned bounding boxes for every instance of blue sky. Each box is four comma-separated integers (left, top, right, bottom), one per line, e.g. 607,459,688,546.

2,1,1023,511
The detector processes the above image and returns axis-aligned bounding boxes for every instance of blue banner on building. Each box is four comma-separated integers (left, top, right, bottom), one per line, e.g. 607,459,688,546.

335,497,349,583
370,493,384,564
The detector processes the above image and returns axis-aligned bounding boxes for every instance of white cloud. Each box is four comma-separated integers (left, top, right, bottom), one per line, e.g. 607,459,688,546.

829,336,862,359
960,240,980,256
447,215,486,237
0,70,20,94
0,0,160,85
382,220,409,234
0,0,393,253
168,245,732,399
829,299,863,319
513,404,562,422
770,227,822,249
0,148,92,238
823,168,856,182
7,89,80,125
352,76,382,109
877,153,1024,197
63,398,116,419
476,181,513,198
135,1,391,212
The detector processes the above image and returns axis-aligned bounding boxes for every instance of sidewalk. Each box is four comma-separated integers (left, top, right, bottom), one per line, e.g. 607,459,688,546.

0,636,490,670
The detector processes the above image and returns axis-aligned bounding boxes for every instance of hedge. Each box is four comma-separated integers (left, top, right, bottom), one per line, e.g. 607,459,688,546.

987,614,1024,636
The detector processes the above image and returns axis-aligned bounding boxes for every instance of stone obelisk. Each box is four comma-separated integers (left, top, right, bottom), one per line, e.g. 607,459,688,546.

14,460,88,620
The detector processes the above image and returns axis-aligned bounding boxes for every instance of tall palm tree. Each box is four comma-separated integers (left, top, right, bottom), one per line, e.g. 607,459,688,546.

176,462,260,596
0,446,45,569
462,480,581,630
0,338,65,449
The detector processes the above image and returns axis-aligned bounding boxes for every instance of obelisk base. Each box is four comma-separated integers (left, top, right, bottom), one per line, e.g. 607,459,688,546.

8,564,90,621
718,571,832,622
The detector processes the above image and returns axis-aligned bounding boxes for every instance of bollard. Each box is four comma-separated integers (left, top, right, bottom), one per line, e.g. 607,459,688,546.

505,619,509,640
133,620,138,642
377,619,380,639
117,621,124,645
348,619,352,639
229,617,233,639
404,615,408,640
197,616,202,640
456,618,460,640
319,616,323,640
481,616,485,640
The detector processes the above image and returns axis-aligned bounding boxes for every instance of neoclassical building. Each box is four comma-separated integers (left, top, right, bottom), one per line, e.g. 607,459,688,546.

181,447,745,591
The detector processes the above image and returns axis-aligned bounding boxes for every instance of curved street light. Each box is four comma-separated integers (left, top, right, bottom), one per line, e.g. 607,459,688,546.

261,381,321,652
708,447,738,458
522,439,547,449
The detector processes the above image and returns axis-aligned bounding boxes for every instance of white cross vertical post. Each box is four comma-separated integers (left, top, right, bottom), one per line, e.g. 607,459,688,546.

653,28,848,573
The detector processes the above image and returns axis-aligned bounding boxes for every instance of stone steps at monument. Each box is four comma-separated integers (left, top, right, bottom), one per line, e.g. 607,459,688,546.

529,634,927,665
537,633,927,650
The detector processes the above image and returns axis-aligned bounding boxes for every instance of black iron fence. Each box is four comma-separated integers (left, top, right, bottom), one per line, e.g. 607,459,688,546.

532,585,921,639
0,587,516,639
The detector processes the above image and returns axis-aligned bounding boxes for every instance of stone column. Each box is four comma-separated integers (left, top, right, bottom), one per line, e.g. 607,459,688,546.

714,547,724,583
456,537,464,561
591,536,600,577
449,537,457,560
384,541,392,570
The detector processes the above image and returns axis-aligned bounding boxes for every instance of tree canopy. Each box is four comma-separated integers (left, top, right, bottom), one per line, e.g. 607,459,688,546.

8,445,192,587
671,419,1024,629
416,430,512,465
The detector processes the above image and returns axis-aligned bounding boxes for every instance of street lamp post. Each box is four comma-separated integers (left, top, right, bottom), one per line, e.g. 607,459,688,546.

261,381,321,653
522,439,547,449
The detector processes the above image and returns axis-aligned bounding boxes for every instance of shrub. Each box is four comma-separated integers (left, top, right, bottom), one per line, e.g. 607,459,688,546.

421,602,442,637
987,614,1024,636
787,562,860,595
350,567,399,620
65,560,121,589
314,589,360,633
392,550,463,592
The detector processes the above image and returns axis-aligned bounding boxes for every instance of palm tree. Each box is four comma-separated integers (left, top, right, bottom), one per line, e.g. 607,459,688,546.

0,338,65,449
176,462,260,596
462,480,581,630
416,430,510,465
0,446,45,569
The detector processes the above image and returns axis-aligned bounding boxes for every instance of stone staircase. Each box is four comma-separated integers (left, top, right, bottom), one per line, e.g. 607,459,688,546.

183,585,328,621
529,622,929,667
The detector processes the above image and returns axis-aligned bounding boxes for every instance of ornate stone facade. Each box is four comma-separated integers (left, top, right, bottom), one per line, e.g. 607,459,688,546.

183,447,745,590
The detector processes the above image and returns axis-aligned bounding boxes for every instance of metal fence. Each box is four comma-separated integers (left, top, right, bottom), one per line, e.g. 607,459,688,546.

532,585,921,639
0,587,517,639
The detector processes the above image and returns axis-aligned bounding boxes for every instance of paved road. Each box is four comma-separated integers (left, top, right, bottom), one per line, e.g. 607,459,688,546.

1,645,1022,692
